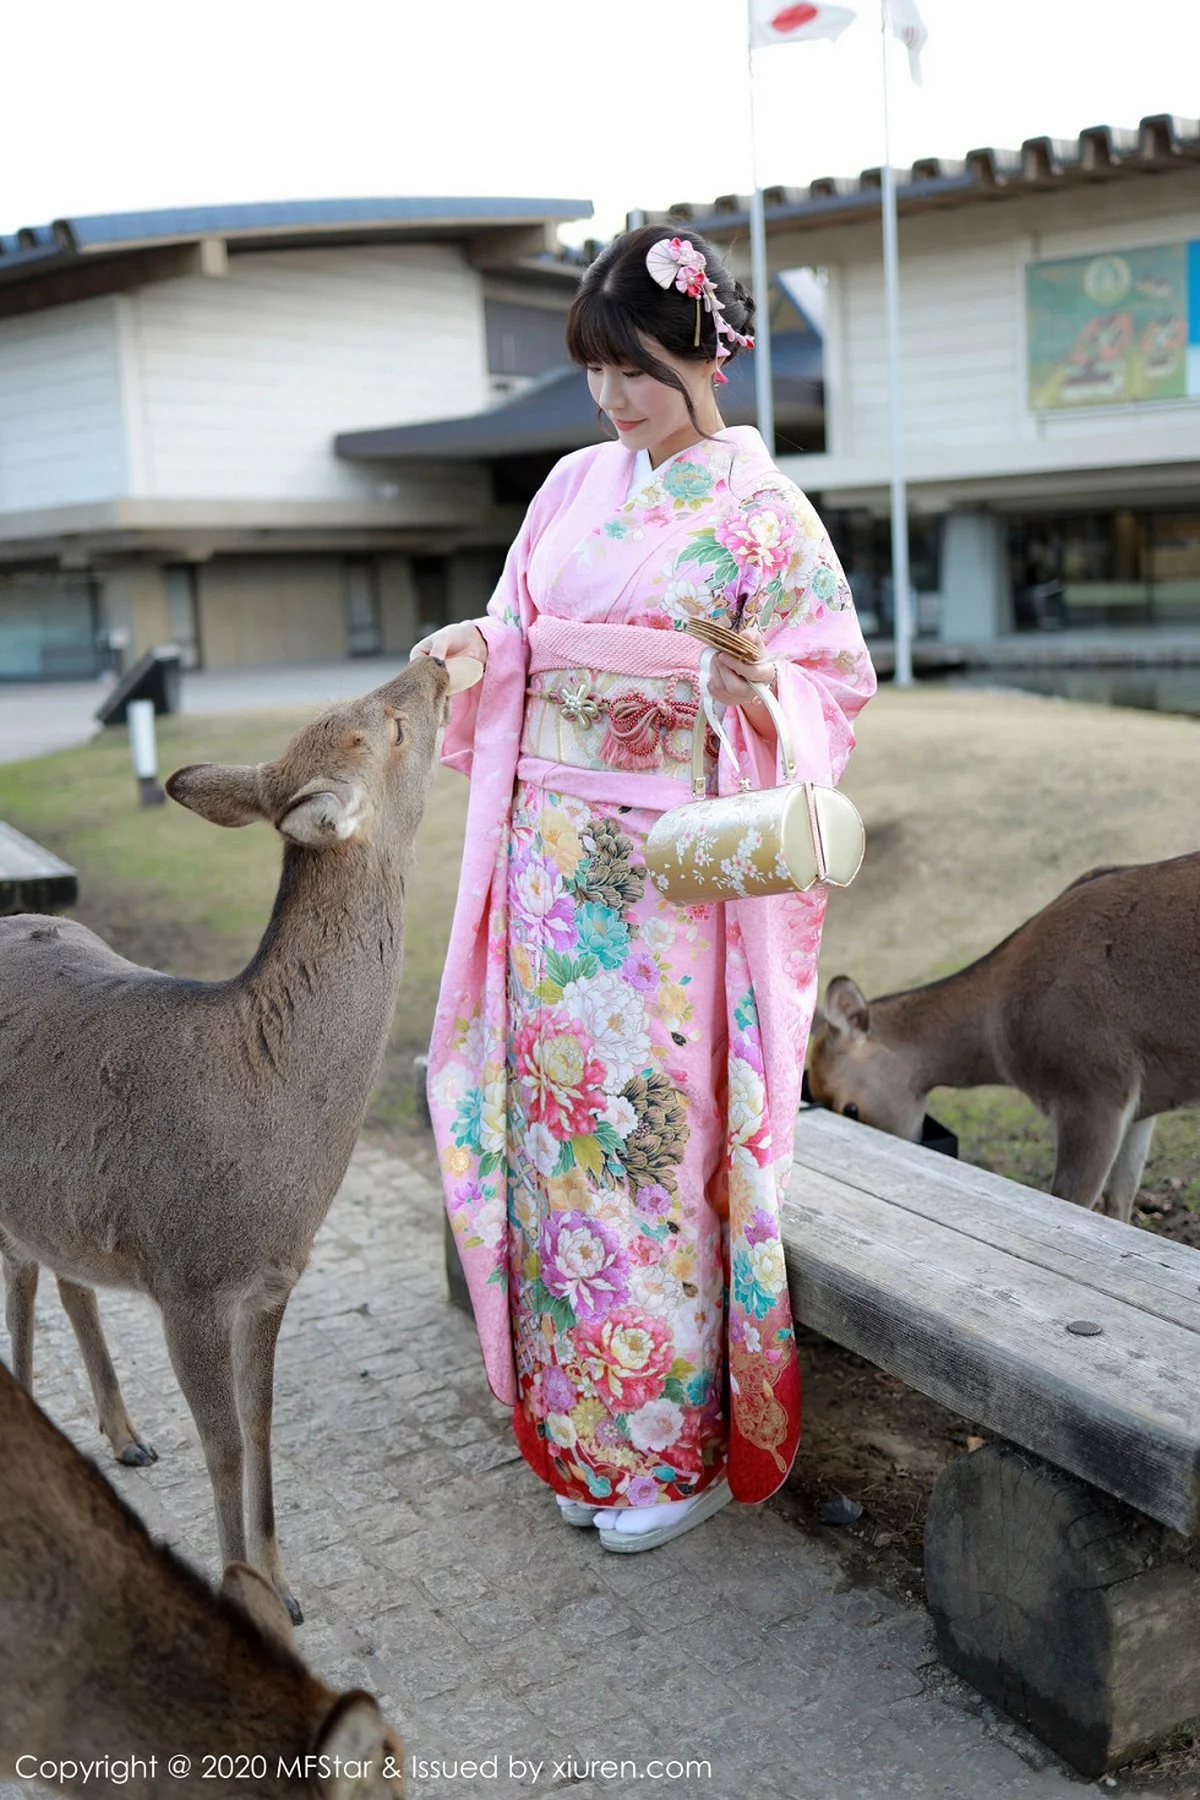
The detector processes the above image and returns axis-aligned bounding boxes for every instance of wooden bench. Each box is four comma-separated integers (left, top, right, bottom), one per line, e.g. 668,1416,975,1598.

0,819,77,916
417,1051,1200,1775
787,1108,1200,1777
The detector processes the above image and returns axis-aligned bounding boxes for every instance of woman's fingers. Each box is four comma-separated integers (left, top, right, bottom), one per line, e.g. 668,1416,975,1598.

411,623,487,664
708,650,776,702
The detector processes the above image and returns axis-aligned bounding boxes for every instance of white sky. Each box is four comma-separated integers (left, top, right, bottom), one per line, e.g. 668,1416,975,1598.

2,0,1197,249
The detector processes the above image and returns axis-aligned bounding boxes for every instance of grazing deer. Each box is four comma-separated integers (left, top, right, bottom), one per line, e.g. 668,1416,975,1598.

0,1364,404,1800
0,657,452,1620
807,853,1200,1223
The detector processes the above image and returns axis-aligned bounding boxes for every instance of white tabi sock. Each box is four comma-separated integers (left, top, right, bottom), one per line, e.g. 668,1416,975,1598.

592,1492,707,1536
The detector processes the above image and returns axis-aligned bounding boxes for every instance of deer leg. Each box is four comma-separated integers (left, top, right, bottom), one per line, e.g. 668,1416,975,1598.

1101,1115,1156,1225
232,1296,300,1623
55,1277,157,1467
1050,1102,1132,1212
161,1302,248,1571
2,1249,38,1389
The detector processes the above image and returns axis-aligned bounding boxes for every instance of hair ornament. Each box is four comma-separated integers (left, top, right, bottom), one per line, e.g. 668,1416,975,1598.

645,236,754,382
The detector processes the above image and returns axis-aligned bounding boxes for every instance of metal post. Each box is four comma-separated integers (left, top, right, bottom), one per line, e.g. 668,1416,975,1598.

746,13,775,454
128,698,166,807
880,3,914,687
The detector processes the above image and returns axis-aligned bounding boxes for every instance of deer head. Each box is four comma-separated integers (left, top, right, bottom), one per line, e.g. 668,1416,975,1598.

166,658,452,852
807,975,926,1141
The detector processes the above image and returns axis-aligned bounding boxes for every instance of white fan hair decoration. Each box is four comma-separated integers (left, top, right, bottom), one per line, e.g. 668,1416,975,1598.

644,236,754,368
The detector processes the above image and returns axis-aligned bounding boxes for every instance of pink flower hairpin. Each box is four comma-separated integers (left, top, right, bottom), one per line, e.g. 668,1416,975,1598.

645,237,755,384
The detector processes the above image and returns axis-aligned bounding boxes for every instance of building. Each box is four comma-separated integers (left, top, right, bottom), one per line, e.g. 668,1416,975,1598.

0,196,589,678
643,113,1200,644
336,269,824,509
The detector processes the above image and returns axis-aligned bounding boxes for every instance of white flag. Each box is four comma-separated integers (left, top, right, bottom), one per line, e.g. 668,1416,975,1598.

748,1,858,50
885,0,928,83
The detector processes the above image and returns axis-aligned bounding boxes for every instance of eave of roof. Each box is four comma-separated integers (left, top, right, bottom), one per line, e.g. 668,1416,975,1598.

0,195,593,278
632,112,1200,239
336,332,823,463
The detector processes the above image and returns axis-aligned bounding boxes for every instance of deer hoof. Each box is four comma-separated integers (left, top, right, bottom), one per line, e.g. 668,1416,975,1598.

117,1438,159,1467
282,1591,304,1626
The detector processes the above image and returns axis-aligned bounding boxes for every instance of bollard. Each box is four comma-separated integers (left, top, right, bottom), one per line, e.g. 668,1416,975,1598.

128,698,166,807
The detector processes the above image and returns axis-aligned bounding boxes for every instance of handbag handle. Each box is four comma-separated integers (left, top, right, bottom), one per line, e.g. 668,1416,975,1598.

691,649,797,798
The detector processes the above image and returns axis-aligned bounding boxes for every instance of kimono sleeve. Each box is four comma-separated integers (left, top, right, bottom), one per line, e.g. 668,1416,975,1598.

721,482,877,793
439,500,537,778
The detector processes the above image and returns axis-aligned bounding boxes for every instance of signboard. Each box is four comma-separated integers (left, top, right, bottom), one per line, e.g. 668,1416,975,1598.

1026,242,1200,411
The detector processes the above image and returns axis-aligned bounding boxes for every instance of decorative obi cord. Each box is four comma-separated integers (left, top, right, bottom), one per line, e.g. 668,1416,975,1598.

523,615,715,780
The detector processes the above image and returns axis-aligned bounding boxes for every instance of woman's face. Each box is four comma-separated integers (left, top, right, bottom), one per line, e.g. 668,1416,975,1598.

585,338,721,466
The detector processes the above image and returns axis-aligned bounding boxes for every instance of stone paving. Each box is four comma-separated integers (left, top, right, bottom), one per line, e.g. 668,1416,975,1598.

1,1141,1113,1800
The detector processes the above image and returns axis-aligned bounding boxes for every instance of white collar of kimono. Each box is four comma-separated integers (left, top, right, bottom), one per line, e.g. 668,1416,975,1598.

624,425,769,499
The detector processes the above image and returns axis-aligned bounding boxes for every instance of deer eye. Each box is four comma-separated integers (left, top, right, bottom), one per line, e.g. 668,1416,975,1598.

843,1102,860,1121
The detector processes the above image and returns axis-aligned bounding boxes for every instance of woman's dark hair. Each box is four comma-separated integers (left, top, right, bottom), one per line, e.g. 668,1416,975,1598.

565,224,756,439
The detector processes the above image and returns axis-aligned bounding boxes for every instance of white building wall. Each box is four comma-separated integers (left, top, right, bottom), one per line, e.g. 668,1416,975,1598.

839,239,1023,458
0,297,127,510
796,182,1200,493
123,244,490,501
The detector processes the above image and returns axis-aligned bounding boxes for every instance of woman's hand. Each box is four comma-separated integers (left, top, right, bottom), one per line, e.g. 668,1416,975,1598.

705,626,776,709
410,620,489,670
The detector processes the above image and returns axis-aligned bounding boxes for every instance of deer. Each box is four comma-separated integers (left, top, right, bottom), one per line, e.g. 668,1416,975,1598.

0,1363,405,1800
807,852,1200,1223
0,656,454,1623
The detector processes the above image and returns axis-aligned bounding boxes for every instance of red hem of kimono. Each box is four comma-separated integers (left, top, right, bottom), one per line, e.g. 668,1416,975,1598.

509,1355,801,1506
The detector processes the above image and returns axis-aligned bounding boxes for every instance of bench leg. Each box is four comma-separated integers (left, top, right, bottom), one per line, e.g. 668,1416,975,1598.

443,1212,474,1317
414,1051,475,1318
925,1441,1200,1776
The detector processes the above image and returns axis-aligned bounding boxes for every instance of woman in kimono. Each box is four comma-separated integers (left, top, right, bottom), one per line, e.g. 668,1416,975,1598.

413,225,875,1551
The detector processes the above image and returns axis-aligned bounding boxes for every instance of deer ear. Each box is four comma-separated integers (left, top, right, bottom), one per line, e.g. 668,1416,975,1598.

278,782,367,847
824,975,870,1036
167,763,268,827
219,1562,296,1654
314,1693,395,1798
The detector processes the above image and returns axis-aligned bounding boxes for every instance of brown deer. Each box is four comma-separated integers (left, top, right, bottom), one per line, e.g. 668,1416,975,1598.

0,657,452,1621
0,1364,404,1800
807,853,1200,1222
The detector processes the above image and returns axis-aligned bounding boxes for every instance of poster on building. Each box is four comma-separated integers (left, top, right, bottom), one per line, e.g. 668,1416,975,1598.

1026,242,1200,410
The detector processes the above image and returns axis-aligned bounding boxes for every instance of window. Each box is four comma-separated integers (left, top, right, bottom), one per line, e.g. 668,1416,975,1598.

164,564,202,670
343,560,382,657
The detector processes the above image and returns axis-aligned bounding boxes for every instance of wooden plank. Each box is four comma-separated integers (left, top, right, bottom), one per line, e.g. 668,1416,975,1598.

0,821,77,916
0,820,76,881
779,1166,1200,1534
793,1108,1200,1335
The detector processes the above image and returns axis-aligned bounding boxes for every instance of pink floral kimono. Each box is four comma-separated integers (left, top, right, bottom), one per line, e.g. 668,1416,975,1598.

430,425,874,1510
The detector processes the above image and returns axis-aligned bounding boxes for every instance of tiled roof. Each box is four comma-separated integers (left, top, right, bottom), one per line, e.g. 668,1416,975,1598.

0,196,592,277
336,330,822,463
631,113,1200,238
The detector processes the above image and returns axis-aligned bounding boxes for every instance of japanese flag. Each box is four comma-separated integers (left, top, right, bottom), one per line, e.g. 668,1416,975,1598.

748,2,858,49
885,0,928,83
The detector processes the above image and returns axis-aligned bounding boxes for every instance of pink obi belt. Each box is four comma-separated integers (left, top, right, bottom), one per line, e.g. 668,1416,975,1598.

523,616,712,776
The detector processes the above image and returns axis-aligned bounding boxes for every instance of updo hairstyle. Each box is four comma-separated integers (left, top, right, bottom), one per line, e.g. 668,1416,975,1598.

565,224,756,438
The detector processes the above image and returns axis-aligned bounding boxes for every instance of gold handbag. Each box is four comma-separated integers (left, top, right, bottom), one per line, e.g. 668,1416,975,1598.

643,669,865,903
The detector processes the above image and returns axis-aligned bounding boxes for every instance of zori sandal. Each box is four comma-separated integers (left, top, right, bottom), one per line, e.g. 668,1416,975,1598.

555,1496,602,1527
597,1478,734,1553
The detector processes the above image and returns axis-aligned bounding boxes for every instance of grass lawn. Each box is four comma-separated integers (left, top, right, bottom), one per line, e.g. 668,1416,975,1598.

2,684,1199,1232
0,708,470,1136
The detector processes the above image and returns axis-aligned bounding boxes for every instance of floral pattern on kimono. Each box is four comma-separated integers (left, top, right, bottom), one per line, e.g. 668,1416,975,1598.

430,426,875,1507
501,788,730,1503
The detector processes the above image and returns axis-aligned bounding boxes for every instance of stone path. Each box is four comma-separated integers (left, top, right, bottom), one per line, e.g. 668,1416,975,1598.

0,660,409,765
1,1142,1116,1800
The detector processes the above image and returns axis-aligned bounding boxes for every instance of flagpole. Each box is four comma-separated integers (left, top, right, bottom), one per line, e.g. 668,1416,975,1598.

879,1,913,687
746,7,775,454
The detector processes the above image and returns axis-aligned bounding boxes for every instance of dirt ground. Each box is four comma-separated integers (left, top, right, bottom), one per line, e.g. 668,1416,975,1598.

379,682,1200,1792
6,683,1200,1790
